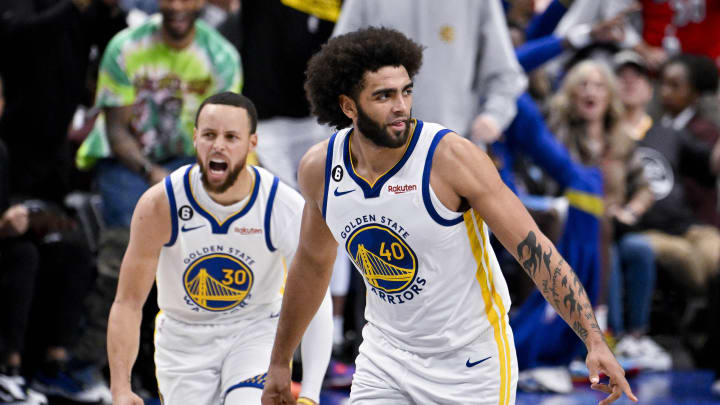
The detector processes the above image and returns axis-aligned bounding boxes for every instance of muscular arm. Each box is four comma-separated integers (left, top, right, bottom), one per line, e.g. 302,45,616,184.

262,141,338,404
105,106,166,183
272,182,333,403
107,182,170,401
433,133,636,404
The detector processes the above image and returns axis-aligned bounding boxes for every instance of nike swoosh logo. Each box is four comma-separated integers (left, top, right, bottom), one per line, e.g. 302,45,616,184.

181,224,206,232
270,312,280,318
333,187,356,197
466,356,491,367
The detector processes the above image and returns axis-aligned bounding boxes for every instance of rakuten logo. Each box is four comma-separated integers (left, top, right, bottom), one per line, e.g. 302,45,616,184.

387,184,417,194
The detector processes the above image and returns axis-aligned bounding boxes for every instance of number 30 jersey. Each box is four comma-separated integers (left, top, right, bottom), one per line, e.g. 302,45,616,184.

156,164,303,324
323,120,512,353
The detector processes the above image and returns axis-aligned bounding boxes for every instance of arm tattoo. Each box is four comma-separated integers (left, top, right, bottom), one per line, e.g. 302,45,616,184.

517,230,601,344
517,231,543,277
572,321,588,342
562,279,578,316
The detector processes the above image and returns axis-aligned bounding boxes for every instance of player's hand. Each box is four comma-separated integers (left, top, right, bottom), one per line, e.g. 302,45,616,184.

586,342,638,405
112,390,144,405
261,364,294,405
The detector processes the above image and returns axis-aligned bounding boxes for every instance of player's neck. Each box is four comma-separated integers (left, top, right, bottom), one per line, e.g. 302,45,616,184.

350,129,409,184
205,165,254,206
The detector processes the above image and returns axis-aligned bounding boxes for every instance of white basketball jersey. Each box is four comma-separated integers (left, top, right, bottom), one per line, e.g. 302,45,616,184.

323,120,512,353
157,164,303,324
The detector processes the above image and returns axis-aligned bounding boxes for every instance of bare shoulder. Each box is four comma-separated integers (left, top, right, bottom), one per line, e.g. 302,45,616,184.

297,138,332,206
431,132,502,199
432,132,487,178
131,181,171,245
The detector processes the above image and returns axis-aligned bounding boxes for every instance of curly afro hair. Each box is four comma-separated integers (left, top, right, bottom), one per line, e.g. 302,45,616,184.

304,27,424,130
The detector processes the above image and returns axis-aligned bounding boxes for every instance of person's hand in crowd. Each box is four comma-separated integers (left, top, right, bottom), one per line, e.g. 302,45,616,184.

588,3,641,44
590,15,626,43
634,42,668,71
607,204,639,226
470,113,502,145
147,165,170,185
0,204,30,237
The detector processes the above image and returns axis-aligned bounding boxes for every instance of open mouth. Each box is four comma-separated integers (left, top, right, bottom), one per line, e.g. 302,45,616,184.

208,159,228,175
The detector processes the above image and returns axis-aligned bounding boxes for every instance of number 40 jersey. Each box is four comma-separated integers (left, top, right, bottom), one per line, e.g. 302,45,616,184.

322,119,513,354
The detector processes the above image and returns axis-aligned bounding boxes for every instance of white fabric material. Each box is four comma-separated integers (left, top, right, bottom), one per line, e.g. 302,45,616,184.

350,322,518,404
154,312,276,405
298,290,333,402
330,244,351,296
333,0,526,134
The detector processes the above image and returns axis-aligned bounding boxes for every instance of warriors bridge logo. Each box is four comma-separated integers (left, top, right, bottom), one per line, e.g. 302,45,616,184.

346,224,423,304
183,254,253,311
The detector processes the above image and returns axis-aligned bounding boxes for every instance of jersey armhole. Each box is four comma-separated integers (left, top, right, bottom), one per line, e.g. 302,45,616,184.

322,132,338,220
421,129,465,226
164,175,179,247
264,176,280,252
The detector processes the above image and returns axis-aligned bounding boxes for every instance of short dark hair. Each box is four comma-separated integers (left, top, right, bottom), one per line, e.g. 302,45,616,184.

304,27,424,130
664,53,720,95
195,91,258,133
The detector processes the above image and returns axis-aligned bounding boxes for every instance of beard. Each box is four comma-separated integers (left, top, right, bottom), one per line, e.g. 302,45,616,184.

356,105,411,149
197,156,245,194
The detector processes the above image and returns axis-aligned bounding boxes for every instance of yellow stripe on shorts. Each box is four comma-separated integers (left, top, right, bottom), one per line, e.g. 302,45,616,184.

464,211,512,405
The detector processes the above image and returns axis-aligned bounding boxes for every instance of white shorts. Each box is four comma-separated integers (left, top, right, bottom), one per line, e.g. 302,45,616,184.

154,312,277,405
350,322,518,405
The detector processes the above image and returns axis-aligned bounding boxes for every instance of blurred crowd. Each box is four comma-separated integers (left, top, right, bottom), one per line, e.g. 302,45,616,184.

0,0,719,403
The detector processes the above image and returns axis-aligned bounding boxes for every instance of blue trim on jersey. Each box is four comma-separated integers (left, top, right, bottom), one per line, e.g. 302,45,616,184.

225,373,267,396
164,175,178,247
422,129,464,226
322,132,338,219
344,119,424,199
264,176,280,252
183,164,261,234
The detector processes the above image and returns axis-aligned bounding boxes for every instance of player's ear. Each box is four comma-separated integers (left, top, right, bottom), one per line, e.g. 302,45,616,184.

339,94,357,120
248,133,258,153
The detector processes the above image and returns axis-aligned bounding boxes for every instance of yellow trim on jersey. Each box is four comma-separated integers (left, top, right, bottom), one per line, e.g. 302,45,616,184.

279,257,288,295
153,310,163,402
188,165,256,225
476,213,513,404
464,211,512,405
565,189,604,217
347,119,417,188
